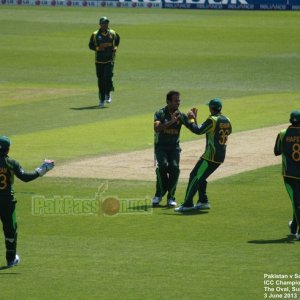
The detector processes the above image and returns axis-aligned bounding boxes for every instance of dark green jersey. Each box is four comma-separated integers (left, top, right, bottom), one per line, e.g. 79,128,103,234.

154,106,191,149
0,155,39,199
274,126,300,179
189,114,232,163
89,29,120,63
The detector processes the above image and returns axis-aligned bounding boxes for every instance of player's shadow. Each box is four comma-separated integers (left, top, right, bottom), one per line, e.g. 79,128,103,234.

126,205,152,212
0,265,20,273
70,105,108,110
152,204,210,215
152,204,180,210
248,235,296,244
164,209,209,216
152,204,171,209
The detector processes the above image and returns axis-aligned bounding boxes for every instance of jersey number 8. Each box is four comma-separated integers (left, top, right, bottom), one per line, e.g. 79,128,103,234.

292,143,300,162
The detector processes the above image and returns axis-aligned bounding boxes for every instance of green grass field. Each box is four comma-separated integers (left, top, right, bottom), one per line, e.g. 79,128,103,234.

0,6,300,300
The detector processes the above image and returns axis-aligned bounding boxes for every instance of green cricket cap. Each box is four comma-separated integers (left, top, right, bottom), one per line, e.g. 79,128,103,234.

290,110,300,123
99,16,109,25
207,98,222,110
0,136,11,151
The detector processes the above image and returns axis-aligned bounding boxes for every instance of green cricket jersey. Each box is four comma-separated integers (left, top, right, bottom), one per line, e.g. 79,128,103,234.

89,29,120,63
0,155,39,199
274,126,300,179
190,113,232,163
154,106,192,149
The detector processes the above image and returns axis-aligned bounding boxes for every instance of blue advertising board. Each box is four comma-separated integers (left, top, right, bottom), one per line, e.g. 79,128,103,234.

162,0,300,10
1,0,300,9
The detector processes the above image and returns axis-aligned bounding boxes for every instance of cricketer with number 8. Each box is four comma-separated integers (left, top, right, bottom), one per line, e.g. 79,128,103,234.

0,136,55,268
274,110,300,240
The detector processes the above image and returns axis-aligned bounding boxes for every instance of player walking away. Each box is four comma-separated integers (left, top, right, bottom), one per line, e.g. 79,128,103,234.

152,91,197,207
175,98,232,212
0,136,55,268
89,16,120,108
274,111,300,241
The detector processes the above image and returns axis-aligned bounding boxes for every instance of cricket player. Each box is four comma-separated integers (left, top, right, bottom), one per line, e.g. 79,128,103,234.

89,16,120,107
152,91,197,207
175,98,232,212
274,110,300,240
0,136,55,267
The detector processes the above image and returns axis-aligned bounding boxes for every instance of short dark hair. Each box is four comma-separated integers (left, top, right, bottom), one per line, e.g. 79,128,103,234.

166,91,180,103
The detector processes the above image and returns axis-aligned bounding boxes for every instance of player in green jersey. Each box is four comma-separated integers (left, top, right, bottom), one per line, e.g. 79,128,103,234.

0,136,54,268
89,16,120,107
175,98,232,212
152,91,196,207
274,110,300,240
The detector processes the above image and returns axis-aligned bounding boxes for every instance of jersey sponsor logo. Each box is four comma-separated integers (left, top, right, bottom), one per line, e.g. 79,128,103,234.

164,128,179,135
100,42,113,47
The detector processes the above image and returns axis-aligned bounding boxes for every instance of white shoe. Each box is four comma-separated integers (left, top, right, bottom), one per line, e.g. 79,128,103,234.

194,202,211,210
99,101,105,108
296,234,300,241
288,220,297,235
105,94,112,103
174,205,194,212
167,199,177,207
7,254,20,268
152,196,161,206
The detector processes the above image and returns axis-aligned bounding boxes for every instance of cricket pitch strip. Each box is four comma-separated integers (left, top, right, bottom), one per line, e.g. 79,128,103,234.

48,124,285,182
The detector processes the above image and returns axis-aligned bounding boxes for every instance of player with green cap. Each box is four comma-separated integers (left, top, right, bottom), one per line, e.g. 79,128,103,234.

274,110,300,240
89,16,120,107
175,98,232,212
0,136,55,267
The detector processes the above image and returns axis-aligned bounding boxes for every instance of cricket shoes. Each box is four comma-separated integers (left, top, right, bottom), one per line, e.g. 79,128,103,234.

174,205,195,212
194,202,211,210
167,198,177,207
296,234,300,241
288,220,297,235
152,196,162,206
105,94,112,103
99,101,105,108
7,254,20,268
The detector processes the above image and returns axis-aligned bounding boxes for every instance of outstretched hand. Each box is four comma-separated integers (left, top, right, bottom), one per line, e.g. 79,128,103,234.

188,107,198,119
191,107,198,119
36,159,55,177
